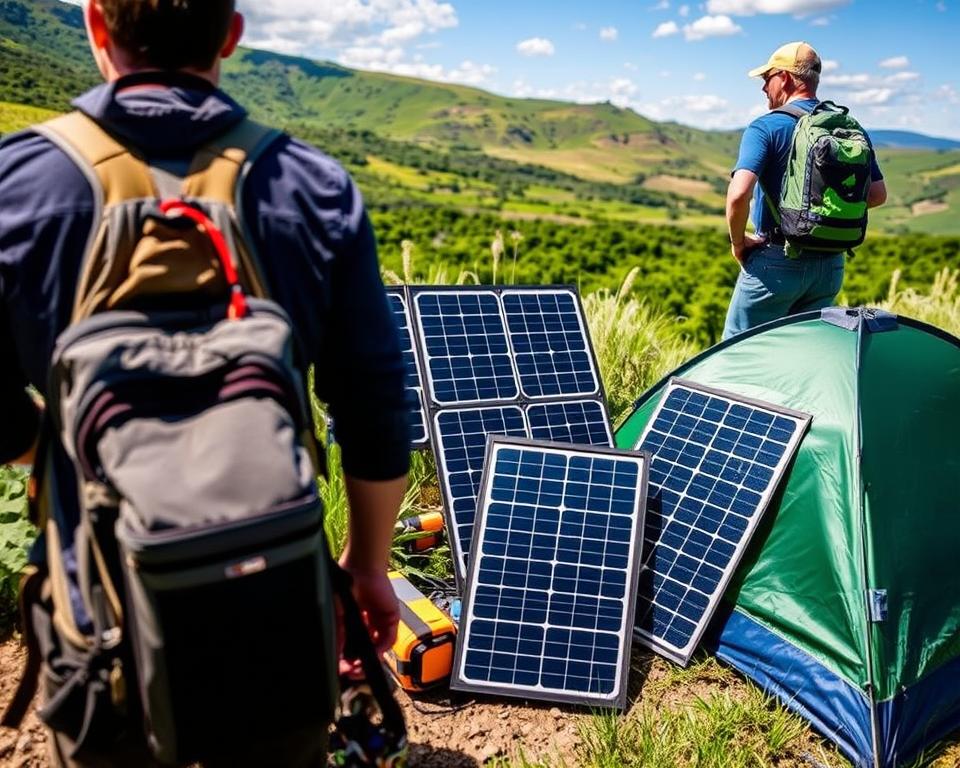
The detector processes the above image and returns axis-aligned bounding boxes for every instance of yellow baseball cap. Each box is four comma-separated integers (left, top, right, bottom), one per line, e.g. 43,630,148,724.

748,41,821,78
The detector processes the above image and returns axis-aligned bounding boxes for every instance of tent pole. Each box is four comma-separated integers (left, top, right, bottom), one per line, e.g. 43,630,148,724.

854,313,882,768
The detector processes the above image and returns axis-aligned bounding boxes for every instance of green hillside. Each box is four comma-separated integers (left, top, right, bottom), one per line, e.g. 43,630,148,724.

1,0,959,236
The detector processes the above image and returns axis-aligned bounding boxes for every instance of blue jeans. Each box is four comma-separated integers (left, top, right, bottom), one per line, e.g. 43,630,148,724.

722,244,844,340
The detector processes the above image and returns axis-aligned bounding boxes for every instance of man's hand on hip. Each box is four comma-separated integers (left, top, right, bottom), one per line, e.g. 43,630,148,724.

731,233,767,265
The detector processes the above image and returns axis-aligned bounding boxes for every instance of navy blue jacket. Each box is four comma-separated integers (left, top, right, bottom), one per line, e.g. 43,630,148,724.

0,74,410,577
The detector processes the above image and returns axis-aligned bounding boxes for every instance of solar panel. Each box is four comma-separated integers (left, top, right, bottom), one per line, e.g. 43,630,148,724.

415,290,518,405
451,437,649,708
502,290,599,398
409,286,614,585
386,289,429,447
631,378,811,665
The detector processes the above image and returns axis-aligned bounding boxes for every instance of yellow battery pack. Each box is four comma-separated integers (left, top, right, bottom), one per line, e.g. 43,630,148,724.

384,571,457,692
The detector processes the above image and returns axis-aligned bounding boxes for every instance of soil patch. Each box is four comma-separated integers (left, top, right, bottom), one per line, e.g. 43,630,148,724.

0,633,46,767
911,199,949,216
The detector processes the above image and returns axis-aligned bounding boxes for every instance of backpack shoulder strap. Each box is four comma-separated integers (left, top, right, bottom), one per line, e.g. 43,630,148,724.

182,118,282,206
34,111,156,205
771,102,810,120
182,118,284,299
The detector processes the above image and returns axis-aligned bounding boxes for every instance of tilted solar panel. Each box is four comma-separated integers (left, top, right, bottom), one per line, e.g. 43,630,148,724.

416,290,518,405
632,378,811,665
409,286,614,584
386,289,429,447
502,290,599,398
452,437,649,708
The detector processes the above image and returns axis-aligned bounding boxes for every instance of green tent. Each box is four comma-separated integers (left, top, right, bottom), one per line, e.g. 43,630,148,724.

616,308,960,768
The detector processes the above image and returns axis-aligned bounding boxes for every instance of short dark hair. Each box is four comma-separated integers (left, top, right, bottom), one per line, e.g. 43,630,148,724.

99,0,236,71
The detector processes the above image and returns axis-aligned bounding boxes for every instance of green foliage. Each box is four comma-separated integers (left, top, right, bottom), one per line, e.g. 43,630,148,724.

371,206,959,347
0,464,34,631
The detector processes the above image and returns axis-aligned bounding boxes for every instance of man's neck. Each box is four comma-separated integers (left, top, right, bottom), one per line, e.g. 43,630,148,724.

784,90,816,104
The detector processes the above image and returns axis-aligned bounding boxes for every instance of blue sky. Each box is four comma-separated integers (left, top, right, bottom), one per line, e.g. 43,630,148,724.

72,0,960,138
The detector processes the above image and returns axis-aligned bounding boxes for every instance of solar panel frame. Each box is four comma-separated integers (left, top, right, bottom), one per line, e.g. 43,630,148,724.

452,435,650,709
408,286,615,585
385,287,430,448
631,377,812,666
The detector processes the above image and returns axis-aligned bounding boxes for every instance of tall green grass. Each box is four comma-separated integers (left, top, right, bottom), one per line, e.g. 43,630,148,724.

878,267,960,337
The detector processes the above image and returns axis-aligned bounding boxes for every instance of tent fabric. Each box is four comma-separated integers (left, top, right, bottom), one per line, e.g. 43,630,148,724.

615,308,960,768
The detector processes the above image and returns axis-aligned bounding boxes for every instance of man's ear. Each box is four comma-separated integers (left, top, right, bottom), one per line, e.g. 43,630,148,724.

85,0,110,51
84,0,113,80
220,12,244,59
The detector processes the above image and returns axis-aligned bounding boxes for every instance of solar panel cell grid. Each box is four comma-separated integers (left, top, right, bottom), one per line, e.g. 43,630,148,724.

416,292,518,405
633,379,810,665
503,291,598,398
386,290,429,446
453,439,648,708
435,406,529,576
410,287,613,584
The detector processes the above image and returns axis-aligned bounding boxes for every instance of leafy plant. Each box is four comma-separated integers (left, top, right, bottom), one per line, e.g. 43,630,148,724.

0,465,35,631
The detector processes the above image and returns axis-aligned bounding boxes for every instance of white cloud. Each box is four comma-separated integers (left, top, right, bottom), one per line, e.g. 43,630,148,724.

822,73,871,87
705,0,850,16
652,20,680,37
683,15,743,40
693,72,707,81
239,0,458,55
624,61,639,71
639,93,740,128
516,37,555,57
885,71,919,84
600,26,619,41
349,54,496,85
679,4,691,16
609,78,638,97
652,0,671,9
659,70,672,77
810,15,831,25
846,88,894,105
935,84,958,104
821,58,839,72
879,55,909,69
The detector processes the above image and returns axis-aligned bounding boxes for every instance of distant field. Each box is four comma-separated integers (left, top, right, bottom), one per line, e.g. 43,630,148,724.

0,100,56,133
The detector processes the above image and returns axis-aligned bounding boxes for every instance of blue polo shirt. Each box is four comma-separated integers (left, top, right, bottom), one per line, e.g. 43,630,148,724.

734,98,884,236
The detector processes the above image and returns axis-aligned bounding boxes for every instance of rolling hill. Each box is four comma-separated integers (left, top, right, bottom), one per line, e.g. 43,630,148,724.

1,0,959,234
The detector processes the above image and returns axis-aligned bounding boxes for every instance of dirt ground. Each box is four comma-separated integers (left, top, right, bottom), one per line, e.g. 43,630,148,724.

0,637,46,767
0,633,575,767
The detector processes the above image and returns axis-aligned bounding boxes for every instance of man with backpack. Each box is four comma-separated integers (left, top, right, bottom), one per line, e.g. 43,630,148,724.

0,1,409,765
723,41,888,340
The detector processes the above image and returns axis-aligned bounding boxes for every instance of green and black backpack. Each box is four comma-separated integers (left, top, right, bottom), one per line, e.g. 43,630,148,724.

764,100,874,257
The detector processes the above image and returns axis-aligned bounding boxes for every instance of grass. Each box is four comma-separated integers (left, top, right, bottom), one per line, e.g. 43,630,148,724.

1,257,957,764
878,267,960,337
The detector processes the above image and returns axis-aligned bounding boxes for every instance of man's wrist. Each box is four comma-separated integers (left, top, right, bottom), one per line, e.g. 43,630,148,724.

729,234,744,246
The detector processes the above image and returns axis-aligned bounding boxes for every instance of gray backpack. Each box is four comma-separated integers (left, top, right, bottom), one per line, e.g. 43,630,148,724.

3,112,338,765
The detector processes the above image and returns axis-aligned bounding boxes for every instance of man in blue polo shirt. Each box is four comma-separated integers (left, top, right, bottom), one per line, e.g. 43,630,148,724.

723,41,887,340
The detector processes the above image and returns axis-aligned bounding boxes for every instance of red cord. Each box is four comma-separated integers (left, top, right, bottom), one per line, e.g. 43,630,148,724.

158,199,248,319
